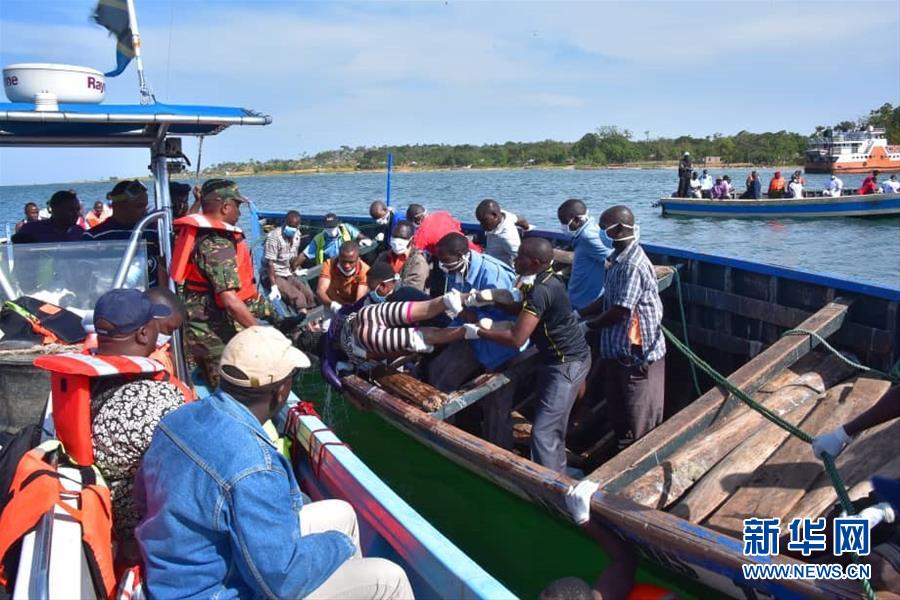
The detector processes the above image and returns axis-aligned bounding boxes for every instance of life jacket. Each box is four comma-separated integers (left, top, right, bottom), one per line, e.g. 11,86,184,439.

312,224,353,264
769,177,785,192
32,353,193,466
170,214,257,308
0,297,86,345
0,444,116,599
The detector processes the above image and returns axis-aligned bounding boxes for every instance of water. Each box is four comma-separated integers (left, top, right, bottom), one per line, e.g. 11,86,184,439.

1,168,898,287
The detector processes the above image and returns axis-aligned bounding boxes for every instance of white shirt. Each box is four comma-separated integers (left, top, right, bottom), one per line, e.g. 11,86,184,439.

484,210,521,267
828,177,843,194
699,175,713,190
881,180,900,193
788,181,804,198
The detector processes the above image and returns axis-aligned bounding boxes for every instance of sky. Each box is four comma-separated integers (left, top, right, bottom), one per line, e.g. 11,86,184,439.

0,0,898,185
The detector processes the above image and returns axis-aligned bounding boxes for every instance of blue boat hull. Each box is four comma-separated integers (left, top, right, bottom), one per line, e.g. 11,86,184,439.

658,193,900,218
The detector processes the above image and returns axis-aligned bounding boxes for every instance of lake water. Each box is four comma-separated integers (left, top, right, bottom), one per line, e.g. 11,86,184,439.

1,168,898,287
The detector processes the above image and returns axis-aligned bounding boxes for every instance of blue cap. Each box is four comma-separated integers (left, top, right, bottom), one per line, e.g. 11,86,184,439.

93,289,171,337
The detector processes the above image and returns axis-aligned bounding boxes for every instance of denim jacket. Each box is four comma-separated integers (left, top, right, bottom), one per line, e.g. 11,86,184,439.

134,390,355,599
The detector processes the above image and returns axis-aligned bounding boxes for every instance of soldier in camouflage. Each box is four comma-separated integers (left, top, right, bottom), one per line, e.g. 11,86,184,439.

179,180,275,386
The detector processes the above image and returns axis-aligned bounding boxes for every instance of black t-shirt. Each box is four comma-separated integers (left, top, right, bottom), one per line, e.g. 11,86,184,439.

522,270,590,364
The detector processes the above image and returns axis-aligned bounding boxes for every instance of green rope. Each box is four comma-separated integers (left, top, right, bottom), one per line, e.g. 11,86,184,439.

783,328,900,383
672,268,702,397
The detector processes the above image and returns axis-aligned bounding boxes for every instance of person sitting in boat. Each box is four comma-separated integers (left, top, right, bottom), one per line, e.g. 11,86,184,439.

265,210,317,314
375,220,430,291
740,171,762,199
767,171,786,198
369,199,399,245
88,289,191,560
317,241,370,316
406,202,428,229
298,213,371,267
470,237,592,474
688,171,702,198
788,173,804,198
859,170,880,195
134,326,414,599
86,180,165,287
699,169,713,198
85,201,108,229
722,174,734,197
475,198,531,267
11,190,84,244
822,174,844,197
406,204,477,257
557,199,613,316
143,286,190,384
585,206,666,451
792,169,807,186
711,177,728,199
882,174,900,194
14,201,40,232
171,179,276,387
168,181,191,219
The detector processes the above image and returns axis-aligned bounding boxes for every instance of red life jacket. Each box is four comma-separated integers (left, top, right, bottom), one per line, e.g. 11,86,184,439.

170,214,258,308
0,445,117,599
32,353,193,467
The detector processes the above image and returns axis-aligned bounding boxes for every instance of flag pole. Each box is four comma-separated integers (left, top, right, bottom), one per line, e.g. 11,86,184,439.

125,0,153,104
386,152,393,208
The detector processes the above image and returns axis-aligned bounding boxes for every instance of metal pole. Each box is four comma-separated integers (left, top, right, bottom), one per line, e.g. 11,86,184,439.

125,0,153,104
386,152,393,208
112,209,165,289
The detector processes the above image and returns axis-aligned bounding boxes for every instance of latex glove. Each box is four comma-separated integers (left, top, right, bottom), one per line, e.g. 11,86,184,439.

329,301,343,314
465,289,494,307
292,268,308,278
855,503,896,530
359,238,374,248
443,289,464,318
375,232,385,243
477,317,493,330
463,323,480,340
267,286,282,302
565,480,599,525
812,426,851,460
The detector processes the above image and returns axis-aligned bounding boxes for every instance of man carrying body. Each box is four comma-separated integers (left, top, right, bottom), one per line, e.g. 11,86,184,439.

556,199,613,315
375,221,430,291
265,210,316,313
135,326,413,599
677,152,692,197
317,241,370,314
475,198,530,267
586,206,666,451
171,179,275,386
474,238,591,473
15,202,40,232
12,190,84,244
300,213,370,267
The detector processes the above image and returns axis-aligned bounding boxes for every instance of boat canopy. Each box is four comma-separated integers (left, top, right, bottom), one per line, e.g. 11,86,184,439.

0,102,271,147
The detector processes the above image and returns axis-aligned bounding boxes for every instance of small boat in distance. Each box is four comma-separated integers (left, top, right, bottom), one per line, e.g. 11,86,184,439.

657,191,900,218
804,126,900,174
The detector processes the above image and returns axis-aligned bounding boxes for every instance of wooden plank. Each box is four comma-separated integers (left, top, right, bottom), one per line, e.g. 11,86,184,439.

371,366,449,412
705,377,890,537
662,319,759,356
589,298,853,494
619,355,857,510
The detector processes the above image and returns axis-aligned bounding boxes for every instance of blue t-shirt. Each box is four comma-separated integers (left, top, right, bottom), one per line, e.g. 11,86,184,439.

568,221,613,310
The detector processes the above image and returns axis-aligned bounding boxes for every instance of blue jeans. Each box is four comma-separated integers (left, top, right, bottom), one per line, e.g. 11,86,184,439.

531,356,592,473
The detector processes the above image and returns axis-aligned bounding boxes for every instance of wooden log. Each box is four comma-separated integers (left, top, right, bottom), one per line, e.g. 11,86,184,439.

590,299,853,494
670,380,845,522
372,365,449,412
705,377,890,537
619,354,858,509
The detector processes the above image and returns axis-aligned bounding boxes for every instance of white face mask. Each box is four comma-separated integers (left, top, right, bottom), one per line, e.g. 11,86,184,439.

390,237,410,254
157,333,172,346
560,211,589,238
438,252,469,274
375,212,391,225
337,262,357,276
605,222,640,243
325,226,340,237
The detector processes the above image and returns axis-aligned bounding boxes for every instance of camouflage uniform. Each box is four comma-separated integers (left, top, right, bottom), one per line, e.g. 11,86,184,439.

182,233,275,387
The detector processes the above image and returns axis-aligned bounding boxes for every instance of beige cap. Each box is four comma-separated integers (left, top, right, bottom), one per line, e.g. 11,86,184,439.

219,326,311,387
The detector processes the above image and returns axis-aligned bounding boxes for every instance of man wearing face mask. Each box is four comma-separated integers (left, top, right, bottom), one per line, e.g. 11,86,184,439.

317,241,370,314
471,237,591,473
300,213,370,267
375,220,429,291
368,200,399,246
475,198,530,268
556,199,613,315
585,205,666,451
264,210,316,313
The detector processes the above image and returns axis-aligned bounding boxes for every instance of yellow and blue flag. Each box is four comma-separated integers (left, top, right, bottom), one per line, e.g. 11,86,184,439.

92,0,135,77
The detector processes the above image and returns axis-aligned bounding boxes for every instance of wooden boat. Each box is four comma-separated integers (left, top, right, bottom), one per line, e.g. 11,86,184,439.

657,192,900,218
268,211,899,598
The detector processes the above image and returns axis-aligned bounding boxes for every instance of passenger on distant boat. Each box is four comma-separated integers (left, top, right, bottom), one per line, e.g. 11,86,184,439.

375,220,429,291
822,174,844,197
85,200,108,229
265,210,316,313
168,181,191,219
792,169,807,186
557,199,612,313
135,326,414,599
711,177,728,199
699,168,713,198
788,173,804,198
317,241,370,314
472,238,591,473
768,171,786,198
475,198,530,267
171,179,275,387
741,170,762,199
677,152,692,197
587,206,666,451
859,170,880,195
722,174,734,196
14,201,39,232
688,171,702,198
881,174,899,194
11,190,85,244
300,213,370,267
369,199,399,245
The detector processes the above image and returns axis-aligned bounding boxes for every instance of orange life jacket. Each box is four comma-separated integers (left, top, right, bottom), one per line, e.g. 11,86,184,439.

170,214,258,308
32,353,193,466
0,446,117,599
769,177,785,192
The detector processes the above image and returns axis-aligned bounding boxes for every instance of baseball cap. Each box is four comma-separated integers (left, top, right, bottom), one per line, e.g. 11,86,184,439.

219,326,311,388
200,179,247,203
323,213,341,228
93,289,172,337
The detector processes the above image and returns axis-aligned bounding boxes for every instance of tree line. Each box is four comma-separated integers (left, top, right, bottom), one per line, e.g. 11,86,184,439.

207,103,900,174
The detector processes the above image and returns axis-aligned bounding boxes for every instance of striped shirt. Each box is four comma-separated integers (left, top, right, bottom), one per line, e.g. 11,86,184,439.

599,242,665,362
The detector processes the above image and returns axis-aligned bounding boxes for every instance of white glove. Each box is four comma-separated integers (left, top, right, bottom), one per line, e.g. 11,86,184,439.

360,238,374,248
329,301,343,314
855,503,896,530
477,317,493,330
267,286,282,302
443,289,464,318
465,289,494,307
565,479,599,525
463,323,480,340
375,232,385,243
812,425,852,460
292,268,308,278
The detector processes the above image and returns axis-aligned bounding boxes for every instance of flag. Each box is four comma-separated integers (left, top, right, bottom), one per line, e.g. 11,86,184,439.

93,0,135,77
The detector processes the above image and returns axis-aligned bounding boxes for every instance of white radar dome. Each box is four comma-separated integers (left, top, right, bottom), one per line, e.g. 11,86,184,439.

3,63,106,104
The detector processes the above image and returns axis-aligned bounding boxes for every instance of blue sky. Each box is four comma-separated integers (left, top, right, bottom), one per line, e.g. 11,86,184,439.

1,0,898,185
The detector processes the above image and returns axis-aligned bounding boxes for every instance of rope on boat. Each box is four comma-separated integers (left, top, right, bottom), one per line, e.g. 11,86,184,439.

782,328,900,383
671,268,702,396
